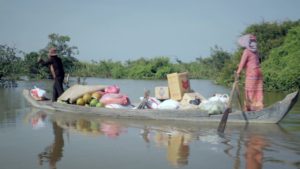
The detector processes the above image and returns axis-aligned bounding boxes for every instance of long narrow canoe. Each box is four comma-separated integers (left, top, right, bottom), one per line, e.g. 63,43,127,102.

23,89,299,124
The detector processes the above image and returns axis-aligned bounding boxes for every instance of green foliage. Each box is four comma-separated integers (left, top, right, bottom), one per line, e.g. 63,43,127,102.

0,33,80,80
0,45,23,79
19,33,80,79
188,46,232,79
155,66,173,79
215,50,243,85
72,60,126,78
41,33,79,73
2,20,299,92
127,62,154,79
23,52,49,79
111,62,126,79
46,33,79,58
126,57,176,79
216,20,300,88
243,20,300,61
209,46,232,70
72,57,178,80
262,26,300,91
98,60,118,78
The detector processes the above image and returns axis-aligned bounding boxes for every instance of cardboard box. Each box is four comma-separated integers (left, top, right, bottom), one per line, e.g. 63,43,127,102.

180,92,206,106
155,86,170,100
167,72,191,100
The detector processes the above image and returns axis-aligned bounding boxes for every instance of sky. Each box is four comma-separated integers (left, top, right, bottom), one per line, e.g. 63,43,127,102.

1,0,300,62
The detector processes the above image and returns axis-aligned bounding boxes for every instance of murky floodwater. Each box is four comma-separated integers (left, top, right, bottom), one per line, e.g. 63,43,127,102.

0,78,299,169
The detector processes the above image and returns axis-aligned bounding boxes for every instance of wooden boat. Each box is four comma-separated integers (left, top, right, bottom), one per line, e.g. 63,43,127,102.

26,108,293,139
23,89,299,124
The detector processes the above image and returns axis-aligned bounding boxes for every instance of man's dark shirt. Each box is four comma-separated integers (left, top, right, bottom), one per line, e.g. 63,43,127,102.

40,56,65,79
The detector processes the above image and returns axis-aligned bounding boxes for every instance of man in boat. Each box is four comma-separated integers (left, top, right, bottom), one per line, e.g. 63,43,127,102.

38,47,65,102
237,34,264,111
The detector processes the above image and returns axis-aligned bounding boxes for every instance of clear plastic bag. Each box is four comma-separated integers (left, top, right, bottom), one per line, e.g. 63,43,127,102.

199,100,226,115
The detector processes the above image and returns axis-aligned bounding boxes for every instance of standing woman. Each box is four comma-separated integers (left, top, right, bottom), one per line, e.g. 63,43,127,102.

237,34,264,111
38,48,65,102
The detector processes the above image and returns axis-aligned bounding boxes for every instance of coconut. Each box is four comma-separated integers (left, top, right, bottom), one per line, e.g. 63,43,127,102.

96,102,104,107
92,92,102,100
82,93,92,104
90,98,99,107
76,98,85,106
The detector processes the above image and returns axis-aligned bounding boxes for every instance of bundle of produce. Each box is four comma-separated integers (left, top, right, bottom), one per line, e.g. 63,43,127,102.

58,84,106,103
68,84,133,109
75,91,105,107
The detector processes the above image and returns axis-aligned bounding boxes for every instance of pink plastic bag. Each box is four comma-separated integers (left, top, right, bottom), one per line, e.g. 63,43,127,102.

30,86,46,97
30,86,47,100
104,85,120,94
100,93,130,105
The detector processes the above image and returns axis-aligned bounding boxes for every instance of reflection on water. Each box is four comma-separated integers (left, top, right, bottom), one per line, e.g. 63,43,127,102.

22,109,300,169
29,110,194,167
52,116,127,139
1,79,300,169
0,79,18,88
29,111,47,129
27,111,64,169
245,135,267,169
164,131,190,167
38,122,64,169
101,122,126,138
145,128,192,167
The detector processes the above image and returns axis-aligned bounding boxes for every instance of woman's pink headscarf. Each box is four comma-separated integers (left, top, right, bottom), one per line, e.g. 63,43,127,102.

238,34,257,49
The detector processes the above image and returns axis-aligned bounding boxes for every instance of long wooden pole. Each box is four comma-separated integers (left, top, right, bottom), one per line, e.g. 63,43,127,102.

235,83,248,122
217,73,239,133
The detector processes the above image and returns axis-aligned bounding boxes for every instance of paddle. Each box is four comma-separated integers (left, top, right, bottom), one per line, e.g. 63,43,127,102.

217,72,239,133
235,81,248,122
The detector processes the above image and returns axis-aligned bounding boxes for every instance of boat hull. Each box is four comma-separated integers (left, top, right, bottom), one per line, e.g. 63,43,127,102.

22,89,299,124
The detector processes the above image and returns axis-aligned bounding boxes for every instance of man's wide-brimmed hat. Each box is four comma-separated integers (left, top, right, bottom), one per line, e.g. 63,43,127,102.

48,47,57,56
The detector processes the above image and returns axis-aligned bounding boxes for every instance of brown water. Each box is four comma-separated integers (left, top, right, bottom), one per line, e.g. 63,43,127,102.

0,78,299,169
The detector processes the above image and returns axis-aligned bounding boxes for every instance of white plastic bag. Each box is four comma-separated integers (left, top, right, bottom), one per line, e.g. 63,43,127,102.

157,99,180,110
139,97,161,109
105,104,134,109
